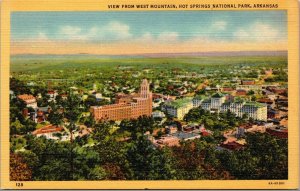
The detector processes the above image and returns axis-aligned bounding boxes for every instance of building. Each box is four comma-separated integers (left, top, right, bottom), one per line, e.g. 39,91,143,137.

165,125,178,134
222,87,234,92
32,124,64,140
172,131,201,141
154,135,180,148
236,84,261,91
47,90,58,102
266,126,288,139
17,94,38,109
211,92,226,109
163,97,193,120
198,94,267,121
192,95,206,107
91,79,152,121
268,109,280,119
235,89,247,96
152,111,165,118
219,141,245,151
241,80,255,85
220,99,245,118
241,102,267,121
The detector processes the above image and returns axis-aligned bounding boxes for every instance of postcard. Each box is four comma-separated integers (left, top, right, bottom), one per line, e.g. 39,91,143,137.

0,0,299,189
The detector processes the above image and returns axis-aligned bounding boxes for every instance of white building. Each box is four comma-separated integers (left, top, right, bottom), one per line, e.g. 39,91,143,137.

32,125,64,140
241,102,267,121
47,90,58,102
152,111,166,118
163,97,193,120
192,95,206,107
17,94,38,109
197,93,267,121
211,92,226,109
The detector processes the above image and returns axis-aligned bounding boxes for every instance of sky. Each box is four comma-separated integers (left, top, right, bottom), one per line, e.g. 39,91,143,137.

11,11,287,55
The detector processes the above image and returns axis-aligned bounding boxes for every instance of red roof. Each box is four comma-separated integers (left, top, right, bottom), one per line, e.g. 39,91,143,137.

257,98,273,104
223,87,234,92
201,131,211,136
32,124,63,135
236,89,247,96
266,128,288,138
220,141,245,151
18,94,36,101
241,80,255,85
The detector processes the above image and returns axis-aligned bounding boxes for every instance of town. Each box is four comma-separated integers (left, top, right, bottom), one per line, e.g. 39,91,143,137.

10,55,288,181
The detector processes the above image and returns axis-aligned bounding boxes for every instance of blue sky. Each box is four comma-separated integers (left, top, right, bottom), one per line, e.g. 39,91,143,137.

11,11,287,54
11,11,287,41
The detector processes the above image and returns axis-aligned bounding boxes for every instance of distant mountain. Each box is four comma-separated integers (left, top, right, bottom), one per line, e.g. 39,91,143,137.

138,51,288,58
12,50,287,59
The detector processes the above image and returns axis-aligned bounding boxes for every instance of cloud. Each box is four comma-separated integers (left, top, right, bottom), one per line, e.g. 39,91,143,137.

59,26,86,40
157,32,179,42
233,29,250,39
137,32,154,42
87,21,132,40
252,22,279,39
234,22,280,41
211,21,227,31
58,21,132,41
136,31,179,43
36,32,49,40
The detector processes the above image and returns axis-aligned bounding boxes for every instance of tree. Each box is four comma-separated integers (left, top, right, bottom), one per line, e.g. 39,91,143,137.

10,153,32,181
88,165,107,180
172,140,206,180
91,122,129,179
126,136,177,180
10,119,24,135
84,95,97,110
48,109,63,126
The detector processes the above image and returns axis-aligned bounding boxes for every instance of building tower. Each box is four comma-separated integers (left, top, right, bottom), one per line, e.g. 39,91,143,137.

140,79,152,116
140,79,150,98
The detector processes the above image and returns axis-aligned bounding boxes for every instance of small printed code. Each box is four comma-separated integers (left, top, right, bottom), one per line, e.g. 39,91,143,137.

268,181,285,185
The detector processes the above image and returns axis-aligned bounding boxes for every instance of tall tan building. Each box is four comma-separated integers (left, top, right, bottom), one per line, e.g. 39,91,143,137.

91,79,152,121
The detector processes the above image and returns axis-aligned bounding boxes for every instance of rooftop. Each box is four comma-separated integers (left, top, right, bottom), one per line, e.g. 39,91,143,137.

165,97,193,108
212,92,224,98
172,131,201,140
233,97,245,103
193,95,207,100
243,102,266,108
18,94,36,101
32,124,63,135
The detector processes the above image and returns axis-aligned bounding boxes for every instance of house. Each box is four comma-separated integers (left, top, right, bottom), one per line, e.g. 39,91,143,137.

17,94,38,109
152,111,165,118
266,126,288,139
154,135,180,148
172,131,201,141
165,125,178,134
268,109,280,119
235,89,247,96
10,90,16,99
61,94,68,100
32,124,64,140
257,98,273,105
47,90,58,102
35,110,46,123
222,87,234,93
241,80,255,85
220,141,245,151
